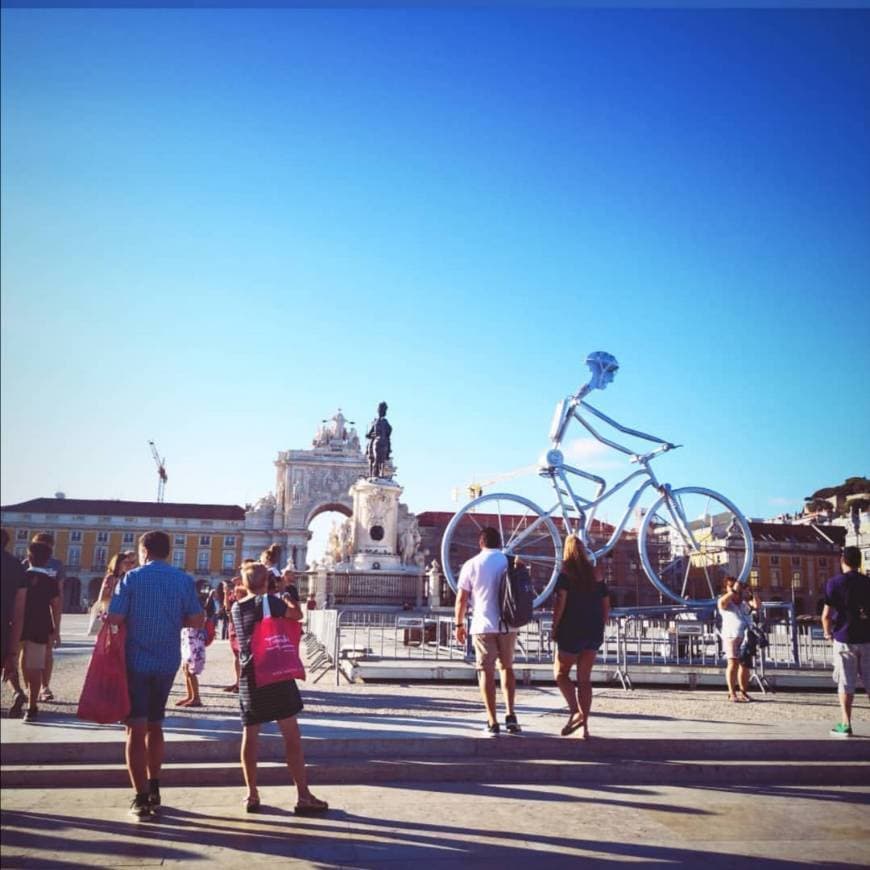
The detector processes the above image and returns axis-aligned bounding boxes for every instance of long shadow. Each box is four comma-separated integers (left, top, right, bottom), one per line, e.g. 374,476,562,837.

1,801,861,869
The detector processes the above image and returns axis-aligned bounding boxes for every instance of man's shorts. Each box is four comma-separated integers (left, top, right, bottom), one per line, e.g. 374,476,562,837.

832,641,870,694
472,632,517,674
21,641,47,670
127,671,176,723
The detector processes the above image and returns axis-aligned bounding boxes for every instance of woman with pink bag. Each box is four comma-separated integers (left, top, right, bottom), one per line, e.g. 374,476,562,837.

230,560,327,816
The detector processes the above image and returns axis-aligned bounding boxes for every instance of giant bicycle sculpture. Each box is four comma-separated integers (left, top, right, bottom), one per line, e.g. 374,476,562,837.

441,352,753,607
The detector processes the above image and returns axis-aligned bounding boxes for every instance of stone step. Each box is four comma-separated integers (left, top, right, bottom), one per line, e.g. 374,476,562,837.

3,733,867,766
3,756,868,789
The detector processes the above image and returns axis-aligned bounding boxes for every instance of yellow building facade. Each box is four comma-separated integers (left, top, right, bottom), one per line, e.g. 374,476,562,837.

1,497,245,612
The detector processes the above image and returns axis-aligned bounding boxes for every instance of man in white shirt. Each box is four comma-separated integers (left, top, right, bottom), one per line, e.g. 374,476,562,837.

454,527,521,736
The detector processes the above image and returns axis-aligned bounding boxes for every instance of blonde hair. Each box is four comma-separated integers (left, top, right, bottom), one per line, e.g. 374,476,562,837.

562,535,596,591
241,561,269,594
107,550,136,578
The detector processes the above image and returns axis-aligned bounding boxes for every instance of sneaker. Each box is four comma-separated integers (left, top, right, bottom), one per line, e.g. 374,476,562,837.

8,691,26,719
484,722,500,737
830,723,853,737
147,787,161,810
129,795,153,820
22,707,38,723
505,714,522,735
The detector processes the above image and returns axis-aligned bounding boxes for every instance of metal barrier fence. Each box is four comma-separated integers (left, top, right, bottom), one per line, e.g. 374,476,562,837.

303,603,835,686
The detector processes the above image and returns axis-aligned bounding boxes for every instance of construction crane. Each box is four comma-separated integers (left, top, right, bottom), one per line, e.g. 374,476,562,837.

452,464,538,502
148,440,168,503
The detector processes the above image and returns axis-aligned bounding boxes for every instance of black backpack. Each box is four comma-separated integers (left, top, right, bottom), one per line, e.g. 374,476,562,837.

499,555,535,632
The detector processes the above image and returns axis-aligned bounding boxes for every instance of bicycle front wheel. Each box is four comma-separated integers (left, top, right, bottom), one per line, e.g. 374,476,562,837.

638,486,754,605
440,493,562,608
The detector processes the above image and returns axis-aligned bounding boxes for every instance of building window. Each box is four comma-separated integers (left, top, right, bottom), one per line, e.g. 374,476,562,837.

97,531,109,544
15,546,27,560
125,517,136,523
172,550,185,569
200,521,213,527
791,556,801,567
792,572,802,588
94,547,107,569
150,518,163,525
68,546,81,568
16,529,28,541
100,516,111,522
770,568,781,587
175,535,186,546
70,530,82,543
222,551,235,570
199,535,211,547
224,535,236,547
770,555,780,566
197,551,210,572
178,519,188,526
749,569,759,587
122,532,135,545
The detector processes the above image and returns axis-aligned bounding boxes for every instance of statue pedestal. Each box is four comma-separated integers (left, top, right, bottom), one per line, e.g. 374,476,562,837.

350,478,403,571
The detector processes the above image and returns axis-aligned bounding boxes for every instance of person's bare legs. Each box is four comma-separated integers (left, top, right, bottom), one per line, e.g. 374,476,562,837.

146,722,164,782
176,667,194,705
725,658,739,699
188,672,201,706
576,651,597,739
499,666,516,718
241,723,260,802
554,652,582,732
125,722,149,793
738,663,751,698
477,668,498,726
838,691,854,729
41,644,53,697
276,715,326,810
23,667,43,713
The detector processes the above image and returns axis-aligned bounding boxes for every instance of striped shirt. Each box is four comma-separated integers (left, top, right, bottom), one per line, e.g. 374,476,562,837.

109,560,202,674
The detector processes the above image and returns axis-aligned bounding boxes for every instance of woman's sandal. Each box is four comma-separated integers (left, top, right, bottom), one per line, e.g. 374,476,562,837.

294,795,329,815
244,796,261,813
739,693,754,702
560,712,584,737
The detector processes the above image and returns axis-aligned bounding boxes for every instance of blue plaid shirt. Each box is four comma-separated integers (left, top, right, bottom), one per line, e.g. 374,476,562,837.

109,560,203,674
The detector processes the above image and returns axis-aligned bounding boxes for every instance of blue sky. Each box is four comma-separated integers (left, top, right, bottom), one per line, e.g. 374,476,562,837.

2,8,868,558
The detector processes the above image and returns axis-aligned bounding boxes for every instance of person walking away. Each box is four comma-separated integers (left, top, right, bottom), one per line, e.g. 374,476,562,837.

231,561,327,815
177,622,206,707
822,546,870,737
454,527,521,736
18,540,61,722
551,535,610,739
25,533,65,702
2,529,29,718
107,531,203,819
718,576,755,702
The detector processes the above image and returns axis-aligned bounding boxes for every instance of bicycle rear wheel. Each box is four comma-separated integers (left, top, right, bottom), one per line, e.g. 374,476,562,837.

440,493,562,608
638,486,753,605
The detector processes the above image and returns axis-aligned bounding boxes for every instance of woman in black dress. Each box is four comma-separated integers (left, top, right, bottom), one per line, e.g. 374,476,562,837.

231,561,327,815
551,535,610,739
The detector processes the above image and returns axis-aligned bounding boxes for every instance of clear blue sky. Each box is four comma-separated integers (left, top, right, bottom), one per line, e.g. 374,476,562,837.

2,9,868,556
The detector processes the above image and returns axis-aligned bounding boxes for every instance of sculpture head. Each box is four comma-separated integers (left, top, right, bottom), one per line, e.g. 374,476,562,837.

585,351,619,390
377,401,388,417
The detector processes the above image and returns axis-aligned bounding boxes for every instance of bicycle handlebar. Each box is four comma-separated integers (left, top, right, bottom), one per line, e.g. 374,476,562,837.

629,443,680,464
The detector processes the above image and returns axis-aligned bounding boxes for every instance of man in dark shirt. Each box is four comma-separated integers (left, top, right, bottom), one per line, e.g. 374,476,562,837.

822,546,870,737
27,532,66,701
19,540,61,722
2,529,28,717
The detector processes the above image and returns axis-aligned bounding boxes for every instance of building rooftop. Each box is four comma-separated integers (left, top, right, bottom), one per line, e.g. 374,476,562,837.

1,497,246,521
748,521,846,547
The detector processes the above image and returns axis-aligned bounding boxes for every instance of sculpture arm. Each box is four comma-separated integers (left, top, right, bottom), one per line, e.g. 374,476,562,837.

577,400,672,448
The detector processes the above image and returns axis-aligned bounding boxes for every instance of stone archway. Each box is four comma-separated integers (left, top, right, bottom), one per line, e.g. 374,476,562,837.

243,410,368,568
305,501,353,568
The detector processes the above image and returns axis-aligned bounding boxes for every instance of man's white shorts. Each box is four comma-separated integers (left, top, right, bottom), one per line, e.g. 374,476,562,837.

832,641,870,694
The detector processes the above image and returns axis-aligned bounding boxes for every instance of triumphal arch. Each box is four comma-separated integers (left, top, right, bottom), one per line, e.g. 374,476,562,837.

243,410,368,569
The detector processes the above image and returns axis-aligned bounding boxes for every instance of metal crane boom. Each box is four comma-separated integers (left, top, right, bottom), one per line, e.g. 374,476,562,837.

148,440,168,502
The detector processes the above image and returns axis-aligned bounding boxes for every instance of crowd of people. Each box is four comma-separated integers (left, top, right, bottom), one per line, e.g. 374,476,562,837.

1,526,868,820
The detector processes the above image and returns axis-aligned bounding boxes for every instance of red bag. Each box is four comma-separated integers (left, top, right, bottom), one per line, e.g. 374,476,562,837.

251,595,305,687
204,620,216,647
77,622,131,724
